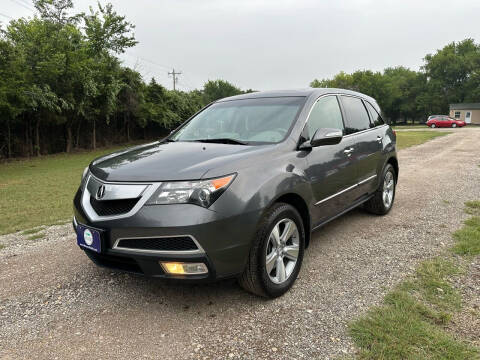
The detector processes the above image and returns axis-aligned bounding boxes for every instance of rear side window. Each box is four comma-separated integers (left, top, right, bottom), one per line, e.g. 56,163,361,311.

365,101,384,127
340,96,371,134
306,96,344,138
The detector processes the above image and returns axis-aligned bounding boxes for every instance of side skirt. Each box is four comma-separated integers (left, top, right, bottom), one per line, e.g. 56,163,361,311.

311,193,374,232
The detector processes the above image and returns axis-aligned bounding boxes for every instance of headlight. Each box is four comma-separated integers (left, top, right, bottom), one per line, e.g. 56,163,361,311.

146,174,236,208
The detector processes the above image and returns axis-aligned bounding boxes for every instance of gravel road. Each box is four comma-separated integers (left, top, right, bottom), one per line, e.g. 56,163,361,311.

1,127,479,360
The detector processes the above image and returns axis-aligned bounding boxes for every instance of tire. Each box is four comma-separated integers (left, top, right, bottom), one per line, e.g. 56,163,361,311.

452,123,457,128
431,124,436,128
238,203,305,298
363,164,396,215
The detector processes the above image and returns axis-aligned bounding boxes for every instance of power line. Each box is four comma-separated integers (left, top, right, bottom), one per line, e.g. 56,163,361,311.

178,74,198,91
17,0,33,6
168,69,182,91
125,51,172,71
0,12,14,20
9,0,35,12
125,51,199,91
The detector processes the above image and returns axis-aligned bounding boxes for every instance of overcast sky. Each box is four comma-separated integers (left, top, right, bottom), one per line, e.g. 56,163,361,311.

2,0,480,91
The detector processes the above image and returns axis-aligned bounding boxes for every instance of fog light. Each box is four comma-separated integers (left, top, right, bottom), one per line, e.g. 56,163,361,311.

160,262,208,275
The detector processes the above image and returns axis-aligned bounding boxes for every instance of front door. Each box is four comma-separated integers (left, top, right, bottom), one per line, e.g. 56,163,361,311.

302,95,357,224
465,111,472,124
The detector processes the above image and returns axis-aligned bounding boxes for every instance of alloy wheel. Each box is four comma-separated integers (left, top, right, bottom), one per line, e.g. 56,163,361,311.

265,218,300,284
383,171,394,209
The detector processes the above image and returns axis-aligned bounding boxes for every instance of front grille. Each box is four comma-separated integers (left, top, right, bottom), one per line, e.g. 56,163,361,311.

90,196,139,216
116,236,199,252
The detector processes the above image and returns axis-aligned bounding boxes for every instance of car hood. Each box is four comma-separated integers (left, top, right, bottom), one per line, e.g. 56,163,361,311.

89,141,275,182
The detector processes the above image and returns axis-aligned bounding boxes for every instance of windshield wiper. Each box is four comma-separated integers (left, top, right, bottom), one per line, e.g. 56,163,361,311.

193,138,249,145
161,138,176,143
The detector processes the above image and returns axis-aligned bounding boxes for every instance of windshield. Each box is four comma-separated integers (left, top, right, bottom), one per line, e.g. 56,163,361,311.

170,97,306,144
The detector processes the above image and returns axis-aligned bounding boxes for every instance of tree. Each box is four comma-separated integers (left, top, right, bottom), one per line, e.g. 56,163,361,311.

83,3,137,55
202,79,243,103
117,67,144,141
423,39,480,112
82,2,138,148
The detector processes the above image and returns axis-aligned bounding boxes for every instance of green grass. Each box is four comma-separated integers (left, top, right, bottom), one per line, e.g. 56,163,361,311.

464,200,480,216
27,233,44,241
349,201,480,359
21,228,43,236
0,144,140,235
350,291,476,360
452,217,480,256
396,131,451,150
393,125,428,130
399,259,462,312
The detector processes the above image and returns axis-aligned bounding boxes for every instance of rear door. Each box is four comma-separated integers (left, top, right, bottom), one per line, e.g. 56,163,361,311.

302,95,357,224
439,116,447,127
339,96,381,200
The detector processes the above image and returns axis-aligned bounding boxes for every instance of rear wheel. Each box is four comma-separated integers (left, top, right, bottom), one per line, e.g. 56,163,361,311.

239,203,305,298
363,164,396,215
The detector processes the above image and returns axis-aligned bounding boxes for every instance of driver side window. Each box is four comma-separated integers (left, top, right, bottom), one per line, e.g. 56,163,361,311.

306,96,344,139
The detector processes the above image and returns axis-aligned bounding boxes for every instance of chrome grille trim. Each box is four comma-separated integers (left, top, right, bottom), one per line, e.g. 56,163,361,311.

81,174,161,222
87,176,148,201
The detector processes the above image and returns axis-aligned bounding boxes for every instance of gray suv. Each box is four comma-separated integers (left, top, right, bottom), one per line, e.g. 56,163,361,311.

73,88,398,298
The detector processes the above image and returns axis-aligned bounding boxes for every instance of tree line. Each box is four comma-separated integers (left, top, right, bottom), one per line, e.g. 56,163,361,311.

310,39,480,124
0,0,248,158
0,0,479,159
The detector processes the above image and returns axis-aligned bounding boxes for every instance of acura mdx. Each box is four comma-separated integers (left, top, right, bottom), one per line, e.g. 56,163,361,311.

73,88,398,298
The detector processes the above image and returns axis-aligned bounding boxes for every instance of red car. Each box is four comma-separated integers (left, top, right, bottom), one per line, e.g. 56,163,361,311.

426,115,466,128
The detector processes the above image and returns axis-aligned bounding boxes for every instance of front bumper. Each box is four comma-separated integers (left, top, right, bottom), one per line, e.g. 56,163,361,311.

73,188,262,280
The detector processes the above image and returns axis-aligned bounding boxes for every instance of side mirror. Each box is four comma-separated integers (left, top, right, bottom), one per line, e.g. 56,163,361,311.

310,128,343,147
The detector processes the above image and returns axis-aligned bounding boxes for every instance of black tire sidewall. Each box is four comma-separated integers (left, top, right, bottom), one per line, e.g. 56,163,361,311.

257,205,305,298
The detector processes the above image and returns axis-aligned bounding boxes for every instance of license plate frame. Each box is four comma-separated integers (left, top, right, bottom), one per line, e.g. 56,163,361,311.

76,224,102,253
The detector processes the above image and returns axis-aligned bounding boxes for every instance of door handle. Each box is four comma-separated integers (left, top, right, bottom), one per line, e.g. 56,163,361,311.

344,147,354,156
376,136,383,142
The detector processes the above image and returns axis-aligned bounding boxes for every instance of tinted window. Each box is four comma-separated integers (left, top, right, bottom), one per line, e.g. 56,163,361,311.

340,96,371,134
171,97,306,144
365,101,384,127
306,96,344,138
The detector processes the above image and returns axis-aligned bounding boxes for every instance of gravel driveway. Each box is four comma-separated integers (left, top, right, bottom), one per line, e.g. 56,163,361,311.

1,127,479,360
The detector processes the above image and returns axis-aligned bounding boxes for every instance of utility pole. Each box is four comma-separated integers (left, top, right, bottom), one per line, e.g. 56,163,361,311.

168,68,182,91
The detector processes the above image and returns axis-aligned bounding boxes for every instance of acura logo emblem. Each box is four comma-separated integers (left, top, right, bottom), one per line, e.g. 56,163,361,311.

96,185,106,200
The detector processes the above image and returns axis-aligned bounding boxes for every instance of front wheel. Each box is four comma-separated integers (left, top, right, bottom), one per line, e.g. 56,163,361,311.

239,203,305,298
363,164,396,215
452,123,457,128
431,124,436,128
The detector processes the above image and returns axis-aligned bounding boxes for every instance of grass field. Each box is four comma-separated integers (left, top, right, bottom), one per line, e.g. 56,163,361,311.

393,125,428,130
396,130,450,150
0,131,451,235
0,146,129,235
